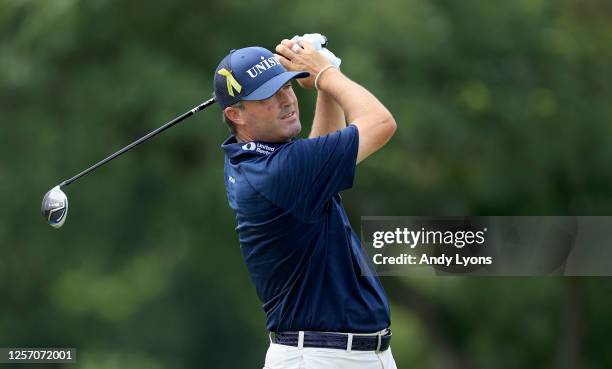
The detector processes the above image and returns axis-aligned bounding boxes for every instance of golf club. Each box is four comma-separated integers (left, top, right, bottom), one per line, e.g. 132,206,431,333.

41,97,216,228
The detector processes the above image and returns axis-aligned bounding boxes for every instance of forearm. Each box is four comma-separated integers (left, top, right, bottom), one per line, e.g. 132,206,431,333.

317,68,396,163
309,90,346,138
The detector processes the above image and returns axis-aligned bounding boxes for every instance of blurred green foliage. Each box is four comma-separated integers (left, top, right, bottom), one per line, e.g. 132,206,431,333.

1,0,611,368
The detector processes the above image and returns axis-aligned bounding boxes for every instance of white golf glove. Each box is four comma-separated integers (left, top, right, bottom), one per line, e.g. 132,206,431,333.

290,33,341,68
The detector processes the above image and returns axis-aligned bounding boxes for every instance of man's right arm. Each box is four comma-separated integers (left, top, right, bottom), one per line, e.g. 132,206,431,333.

275,40,397,164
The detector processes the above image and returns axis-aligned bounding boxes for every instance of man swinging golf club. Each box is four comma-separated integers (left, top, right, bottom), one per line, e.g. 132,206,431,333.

216,35,398,369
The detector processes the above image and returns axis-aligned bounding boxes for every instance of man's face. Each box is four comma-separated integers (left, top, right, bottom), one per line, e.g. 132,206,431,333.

232,82,301,143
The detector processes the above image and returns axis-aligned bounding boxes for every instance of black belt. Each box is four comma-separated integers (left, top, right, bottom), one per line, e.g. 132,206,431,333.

270,329,391,352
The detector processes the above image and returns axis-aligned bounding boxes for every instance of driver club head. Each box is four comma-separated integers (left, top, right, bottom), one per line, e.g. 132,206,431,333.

41,186,68,228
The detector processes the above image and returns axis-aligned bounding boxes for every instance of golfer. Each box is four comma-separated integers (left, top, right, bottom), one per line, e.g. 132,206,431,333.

215,38,397,369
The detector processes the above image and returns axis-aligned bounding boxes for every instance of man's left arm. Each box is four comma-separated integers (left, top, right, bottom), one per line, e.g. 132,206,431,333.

309,89,346,138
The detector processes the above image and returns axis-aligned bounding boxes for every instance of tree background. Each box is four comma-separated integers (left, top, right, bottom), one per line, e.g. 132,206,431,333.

2,0,611,368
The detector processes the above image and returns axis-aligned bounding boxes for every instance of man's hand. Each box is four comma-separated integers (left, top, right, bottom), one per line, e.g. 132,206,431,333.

275,39,332,90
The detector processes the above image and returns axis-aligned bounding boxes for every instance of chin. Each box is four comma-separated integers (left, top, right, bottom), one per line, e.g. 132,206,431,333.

286,121,301,139
275,117,299,140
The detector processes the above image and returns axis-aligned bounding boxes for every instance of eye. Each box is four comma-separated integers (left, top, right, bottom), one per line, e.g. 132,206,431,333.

283,82,292,90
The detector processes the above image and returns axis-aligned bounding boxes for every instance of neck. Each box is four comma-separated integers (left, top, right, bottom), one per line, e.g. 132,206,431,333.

236,130,292,144
236,132,254,143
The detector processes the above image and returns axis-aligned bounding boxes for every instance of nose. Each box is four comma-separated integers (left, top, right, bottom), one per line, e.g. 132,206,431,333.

276,86,292,106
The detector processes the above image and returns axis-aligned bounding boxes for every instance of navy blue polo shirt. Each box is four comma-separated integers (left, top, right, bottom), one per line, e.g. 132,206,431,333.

221,124,390,333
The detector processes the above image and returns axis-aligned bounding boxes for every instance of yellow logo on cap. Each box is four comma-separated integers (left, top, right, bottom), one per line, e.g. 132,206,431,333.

217,68,242,97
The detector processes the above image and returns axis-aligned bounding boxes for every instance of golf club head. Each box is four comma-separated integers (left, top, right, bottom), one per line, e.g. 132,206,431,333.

41,186,68,228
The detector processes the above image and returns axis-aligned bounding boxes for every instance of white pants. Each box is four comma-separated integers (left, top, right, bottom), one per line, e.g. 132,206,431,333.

263,342,398,369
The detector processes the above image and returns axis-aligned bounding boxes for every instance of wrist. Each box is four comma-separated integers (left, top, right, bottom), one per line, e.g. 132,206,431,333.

314,65,339,91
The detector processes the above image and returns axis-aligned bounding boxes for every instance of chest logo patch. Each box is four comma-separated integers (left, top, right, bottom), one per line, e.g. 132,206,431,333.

242,142,256,151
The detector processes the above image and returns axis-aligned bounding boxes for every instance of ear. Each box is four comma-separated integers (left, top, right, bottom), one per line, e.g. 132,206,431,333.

224,106,246,126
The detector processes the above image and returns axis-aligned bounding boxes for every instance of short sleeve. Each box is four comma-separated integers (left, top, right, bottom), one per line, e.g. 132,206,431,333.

243,124,359,222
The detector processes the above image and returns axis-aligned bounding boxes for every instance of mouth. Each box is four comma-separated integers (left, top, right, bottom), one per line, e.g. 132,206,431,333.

280,111,296,121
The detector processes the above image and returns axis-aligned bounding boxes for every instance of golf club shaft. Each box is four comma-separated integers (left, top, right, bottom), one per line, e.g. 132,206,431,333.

59,98,216,189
